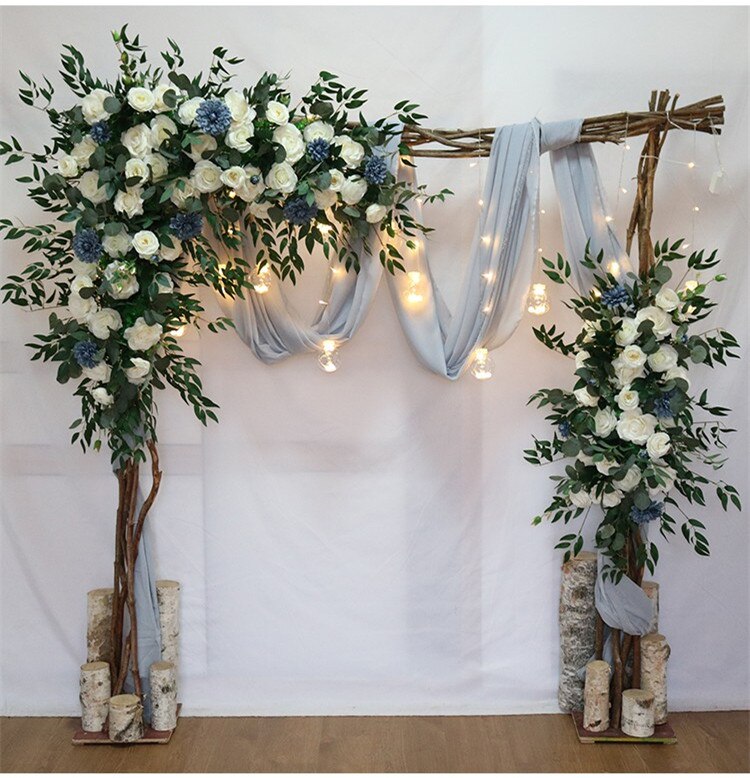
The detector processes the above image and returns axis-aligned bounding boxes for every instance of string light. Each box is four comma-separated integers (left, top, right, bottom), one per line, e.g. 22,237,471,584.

687,161,696,169
470,347,494,380
482,270,494,282
693,205,700,212
318,339,340,373
228,190,237,199
526,283,549,315
683,279,699,293
592,287,602,298
483,304,492,314
404,271,424,304
478,198,484,207
250,263,271,294
607,260,621,277
481,235,491,247
605,215,614,223
621,187,628,194
540,209,546,215
172,325,186,338
317,223,332,235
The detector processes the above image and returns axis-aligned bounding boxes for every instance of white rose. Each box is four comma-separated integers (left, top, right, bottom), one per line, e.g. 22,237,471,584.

635,305,676,340
615,317,639,346
103,261,139,300
144,153,169,182
124,317,163,352
328,169,345,192
121,124,154,158
577,452,595,467
114,188,144,219
265,162,298,194
336,135,365,168
152,84,175,114
573,387,598,407
340,175,368,205
220,166,246,190
582,319,601,343
160,242,183,262
613,465,641,492
87,308,122,340
58,155,79,178
81,89,112,125
127,87,156,113
237,167,265,203
71,137,97,168
125,158,149,184
575,350,590,370
596,458,617,475
69,292,97,322
303,121,335,143
616,387,640,411
71,258,100,279
156,274,174,294
125,357,151,386
569,489,592,509
594,407,618,437
187,134,218,163
225,90,255,124
178,97,203,126
102,231,131,258
315,189,338,210
170,177,197,208
646,432,671,460
78,170,108,204
225,119,254,153
365,203,387,223
249,200,271,219
621,344,647,369
648,344,679,373
613,360,644,388
655,287,680,312
132,230,160,258
91,387,114,407
664,366,690,389
191,159,223,193
265,100,289,125
151,115,178,147
82,362,111,384
70,275,94,295
602,489,624,508
616,410,657,445
272,123,305,164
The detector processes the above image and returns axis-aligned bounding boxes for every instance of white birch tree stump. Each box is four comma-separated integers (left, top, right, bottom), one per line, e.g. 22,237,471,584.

79,661,111,732
150,661,178,731
621,689,655,737
583,660,610,732
641,632,670,724
108,694,144,742
642,581,660,634
558,551,597,711
86,588,114,663
156,580,180,665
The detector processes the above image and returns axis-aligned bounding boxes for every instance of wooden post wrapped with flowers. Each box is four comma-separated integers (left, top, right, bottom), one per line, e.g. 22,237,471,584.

0,27,445,705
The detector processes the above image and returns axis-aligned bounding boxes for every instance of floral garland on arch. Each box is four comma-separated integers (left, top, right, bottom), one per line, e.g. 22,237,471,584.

524,241,741,581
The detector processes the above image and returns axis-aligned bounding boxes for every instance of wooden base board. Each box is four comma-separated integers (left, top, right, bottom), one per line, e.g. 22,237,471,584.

571,711,677,744
72,703,181,745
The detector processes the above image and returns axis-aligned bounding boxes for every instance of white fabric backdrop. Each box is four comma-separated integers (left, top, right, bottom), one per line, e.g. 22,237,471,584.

1,6,747,715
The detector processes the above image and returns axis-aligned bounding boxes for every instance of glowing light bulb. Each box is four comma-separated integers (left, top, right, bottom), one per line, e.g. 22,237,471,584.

250,263,271,294
482,270,495,282
683,279,699,293
607,260,621,277
621,187,628,194
687,161,696,169
483,304,492,314
404,271,424,305
469,161,478,168
526,283,549,315
471,347,494,380
478,199,484,207
318,340,340,373
683,243,691,249
228,190,237,199
540,209,546,215
317,223,332,235
172,325,186,338
537,247,543,253
605,215,614,223
693,205,700,212
481,235,491,247
625,144,631,151
592,287,602,298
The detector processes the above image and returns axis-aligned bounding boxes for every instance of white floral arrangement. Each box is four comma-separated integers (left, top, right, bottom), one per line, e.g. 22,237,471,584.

525,242,741,580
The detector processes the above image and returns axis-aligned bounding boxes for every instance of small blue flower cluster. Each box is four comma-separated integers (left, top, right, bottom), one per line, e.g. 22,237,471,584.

363,155,388,185
558,420,571,439
195,99,232,137
600,284,630,309
307,139,330,163
72,229,103,264
630,500,664,525
89,121,111,144
653,390,675,419
283,197,318,226
73,340,99,369
170,212,203,240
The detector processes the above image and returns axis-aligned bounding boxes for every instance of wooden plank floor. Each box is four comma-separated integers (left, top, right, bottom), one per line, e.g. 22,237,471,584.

0,711,747,772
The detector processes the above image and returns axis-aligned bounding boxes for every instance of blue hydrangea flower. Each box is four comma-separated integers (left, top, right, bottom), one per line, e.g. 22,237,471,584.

653,390,675,419
72,229,103,264
363,155,388,185
195,99,232,137
307,138,330,163
89,121,111,144
600,284,630,309
73,340,99,369
630,500,664,525
558,420,571,439
283,197,318,226
169,212,203,240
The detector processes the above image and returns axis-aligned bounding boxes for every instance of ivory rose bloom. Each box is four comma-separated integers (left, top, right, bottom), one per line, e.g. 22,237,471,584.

616,387,640,411
87,308,122,340
124,317,163,352
81,89,112,124
70,275,94,295
573,387,598,407
78,170,108,204
594,407,618,437
125,357,151,386
596,458,617,475
82,362,111,384
187,134,217,163
127,87,156,113
191,160,223,193
575,350,590,370
273,123,305,164
646,431,671,460
121,124,154,158
615,317,639,346
125,158,149,184
265,162,297,194
103,261,139,300
647,344,679,373
616,410,657,445
170,178,197,208
114,188,144,219
132,230,160,258
602,489,624,508
144,153,169,182
665,365,690,388
102,231,131,258
220,166,246,190
613,465,641,492
328,169,345,191
58,155,79,178
151,115,178,147
569,489,592,509
225,120,254,153
265,100,289,125
303,121,335,143
336,135,365,168
152,84,174,113
71,137,97,168
91,387,114,407
178,97,202,125
635,305,675,340
160,242,183,262
225,90,255,123
69,292,97,322
340,175,368,205
365,203,387,223
71,258,100,279
620,344,648,369
237,166,264,202
249,200,271,219
655,287,680,312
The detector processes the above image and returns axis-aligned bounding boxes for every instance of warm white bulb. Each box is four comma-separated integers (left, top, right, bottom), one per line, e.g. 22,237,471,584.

469,161,478,168
540,209,546,215
592,287,602,298
482,270,495,282
250,264,270,293
322,339,337,354
625,144,631,150
228,190,236,199
621,187,628,194
527,283,549,315
172,325,186,338
608,260,621,277
687,161,696,169
605,215,614,223
693,205,700,212
317,223,332,234
471,347,494,380
683,279,699,292
481,236,491,247
478,199,484,207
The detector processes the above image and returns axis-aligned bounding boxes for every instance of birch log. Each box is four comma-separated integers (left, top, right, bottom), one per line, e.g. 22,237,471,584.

86,588,114,663
583,660,611,732
641,632,670,724
558,551,598,711
150,660,178,731
621,689,655,737
642,581,660,634
156,580,180,664
79,661,111,732
108,694,143,742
